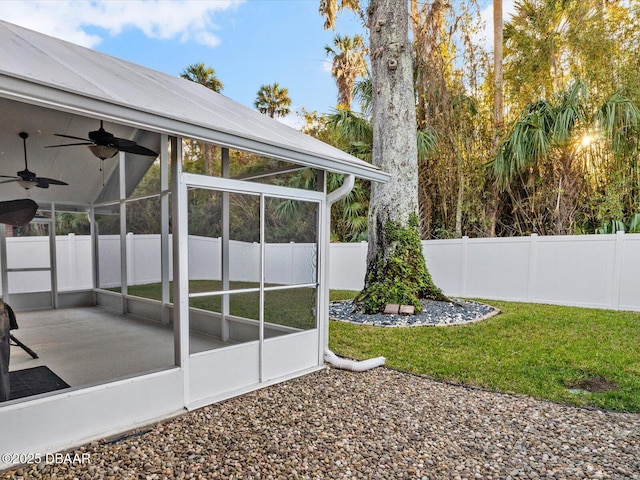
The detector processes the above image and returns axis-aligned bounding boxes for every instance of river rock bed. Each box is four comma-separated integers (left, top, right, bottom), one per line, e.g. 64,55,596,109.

2,367,638,479
329,298,499,327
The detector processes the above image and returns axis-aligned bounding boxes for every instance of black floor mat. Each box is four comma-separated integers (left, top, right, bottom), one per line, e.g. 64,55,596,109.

8,366,70,400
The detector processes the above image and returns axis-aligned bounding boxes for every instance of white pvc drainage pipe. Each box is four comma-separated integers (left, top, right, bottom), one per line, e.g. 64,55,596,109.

324,349,386,372
324,174,385,372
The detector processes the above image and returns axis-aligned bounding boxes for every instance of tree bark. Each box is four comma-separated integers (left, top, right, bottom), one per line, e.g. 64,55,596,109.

204,143,216,176
366,0,418,263
493,0,504,143
487,0,504,237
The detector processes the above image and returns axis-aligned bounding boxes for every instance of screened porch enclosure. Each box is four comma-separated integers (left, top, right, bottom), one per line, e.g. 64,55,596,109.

1,134,326,401
0,134,331,459
0,18,388,463
5,175,323,392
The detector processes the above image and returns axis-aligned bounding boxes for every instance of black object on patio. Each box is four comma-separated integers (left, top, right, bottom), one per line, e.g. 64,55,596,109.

8,366,70,401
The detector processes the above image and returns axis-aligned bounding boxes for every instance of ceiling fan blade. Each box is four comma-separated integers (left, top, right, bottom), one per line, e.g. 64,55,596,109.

36,177,68,186
54,122,158,157
0,175,19,179
46,142,94,148
54,133,92,142
110,137,137,148
117,143,159,157
0,179,19,185
0,199,38,226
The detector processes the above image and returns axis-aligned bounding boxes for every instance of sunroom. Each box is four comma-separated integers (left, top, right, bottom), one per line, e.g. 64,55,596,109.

0,20,387,461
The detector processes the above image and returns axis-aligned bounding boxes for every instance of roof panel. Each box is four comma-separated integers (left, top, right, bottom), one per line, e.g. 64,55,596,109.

0,20,388,184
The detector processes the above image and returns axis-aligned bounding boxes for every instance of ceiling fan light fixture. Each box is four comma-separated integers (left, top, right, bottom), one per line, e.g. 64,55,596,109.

17,179,35,190
88,144,118,160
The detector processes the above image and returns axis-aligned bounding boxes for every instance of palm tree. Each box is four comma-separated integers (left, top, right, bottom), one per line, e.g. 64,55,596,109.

254,83,292,118
493,0,504,144
180,63,224,175
325,34,368,109
503,0,619,113
319,0,362,29
486,0,504,237
180,63,224,93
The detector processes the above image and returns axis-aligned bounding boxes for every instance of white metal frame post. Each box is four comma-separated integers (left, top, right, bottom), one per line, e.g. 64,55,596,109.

49,203,58,309
221,147,230,341
160,134,171,325
258,193,265,382
171,137,190,402
90,204,97,298
118,150,127,314
317,170,327,366
0,224,7,304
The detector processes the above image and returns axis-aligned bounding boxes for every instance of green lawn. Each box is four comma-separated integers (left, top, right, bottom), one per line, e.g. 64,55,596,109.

122,280,316,330
329,295,640,412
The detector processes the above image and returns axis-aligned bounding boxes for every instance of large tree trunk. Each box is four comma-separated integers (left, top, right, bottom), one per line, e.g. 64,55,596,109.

493,0,504,141
487,0,504,237
357,0,447,313
368,0,418,233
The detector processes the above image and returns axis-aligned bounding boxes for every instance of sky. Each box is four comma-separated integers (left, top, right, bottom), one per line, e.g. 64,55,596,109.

0,0,515,128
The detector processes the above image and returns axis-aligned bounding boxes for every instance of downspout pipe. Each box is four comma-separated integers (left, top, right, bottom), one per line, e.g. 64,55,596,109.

324,174,386,372
324,349,386,372
326,173,356,207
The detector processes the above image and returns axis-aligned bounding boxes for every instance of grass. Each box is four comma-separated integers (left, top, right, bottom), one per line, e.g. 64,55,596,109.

329,294,640,412
120,280,316,330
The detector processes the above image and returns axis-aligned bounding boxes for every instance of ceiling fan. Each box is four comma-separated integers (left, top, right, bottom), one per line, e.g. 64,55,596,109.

48,120,158,159
0,198,38,226
0,132,68,190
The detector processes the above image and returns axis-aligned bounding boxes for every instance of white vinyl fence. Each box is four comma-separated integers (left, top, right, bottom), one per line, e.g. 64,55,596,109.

330,233,640,312
2,234,317,293
3,233,640,312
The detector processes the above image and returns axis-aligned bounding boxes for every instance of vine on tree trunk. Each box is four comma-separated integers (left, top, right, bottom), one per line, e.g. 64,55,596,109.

355,213,449,314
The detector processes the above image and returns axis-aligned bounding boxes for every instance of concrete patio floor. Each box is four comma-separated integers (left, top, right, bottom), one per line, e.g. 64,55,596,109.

9,306,229,389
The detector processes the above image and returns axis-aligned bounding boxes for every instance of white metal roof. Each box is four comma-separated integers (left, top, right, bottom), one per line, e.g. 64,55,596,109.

0,20,388,206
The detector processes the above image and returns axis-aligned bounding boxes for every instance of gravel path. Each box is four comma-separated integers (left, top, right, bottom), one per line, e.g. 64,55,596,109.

2,367,638,479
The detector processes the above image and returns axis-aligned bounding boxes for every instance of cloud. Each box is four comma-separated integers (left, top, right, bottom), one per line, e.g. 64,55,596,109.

0,0,244,49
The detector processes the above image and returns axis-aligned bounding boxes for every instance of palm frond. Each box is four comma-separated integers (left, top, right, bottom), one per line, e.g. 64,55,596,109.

552,82,586,145
597,90,640,157
417,127,438,162
325,108,373,148
353,76,372,117
491,98,554,190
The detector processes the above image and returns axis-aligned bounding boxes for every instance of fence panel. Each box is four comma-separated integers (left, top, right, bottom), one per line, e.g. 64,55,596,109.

328,242,368,290
421,239,463,296
461,237,533,300
618,234,640,311
531,235,616,308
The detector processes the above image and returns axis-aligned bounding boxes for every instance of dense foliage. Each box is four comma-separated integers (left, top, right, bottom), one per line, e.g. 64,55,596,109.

314,0,640,239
